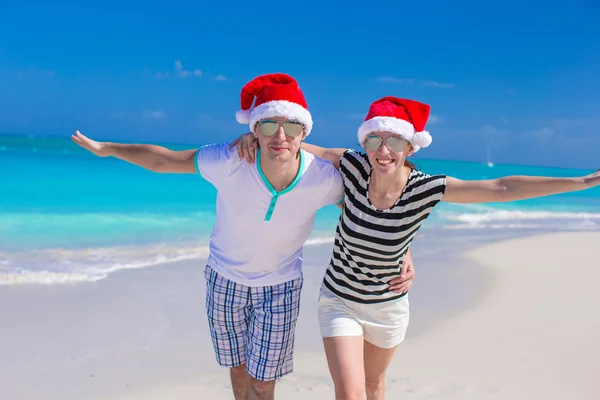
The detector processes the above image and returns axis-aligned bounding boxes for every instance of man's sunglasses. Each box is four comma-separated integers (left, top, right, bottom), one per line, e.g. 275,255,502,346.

257,120,305,137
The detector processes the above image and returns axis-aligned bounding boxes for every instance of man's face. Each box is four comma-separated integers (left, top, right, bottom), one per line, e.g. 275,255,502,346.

253,116,307,163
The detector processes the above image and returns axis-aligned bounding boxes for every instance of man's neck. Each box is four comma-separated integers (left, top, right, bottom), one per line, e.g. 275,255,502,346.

259,150,302,192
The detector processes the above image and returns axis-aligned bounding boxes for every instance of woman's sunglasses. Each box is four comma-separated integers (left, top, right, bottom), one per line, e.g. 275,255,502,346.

363,135,408,152
258,120,305,137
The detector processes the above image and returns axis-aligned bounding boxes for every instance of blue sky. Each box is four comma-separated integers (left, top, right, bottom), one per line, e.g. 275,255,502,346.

1,0,598,169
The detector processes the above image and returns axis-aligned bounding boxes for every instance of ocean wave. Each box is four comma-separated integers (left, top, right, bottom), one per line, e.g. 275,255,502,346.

442,223,544,230
0,236,337,286
305,236,336,245
0,243,211,285
439,209,600,230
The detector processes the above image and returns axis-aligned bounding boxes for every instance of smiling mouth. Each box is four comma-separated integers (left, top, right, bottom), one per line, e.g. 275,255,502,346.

376,158,395,165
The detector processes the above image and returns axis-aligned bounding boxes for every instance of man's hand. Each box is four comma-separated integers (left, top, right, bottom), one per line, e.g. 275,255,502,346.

388,250,415,294
71,130,111,157
229,132,258,164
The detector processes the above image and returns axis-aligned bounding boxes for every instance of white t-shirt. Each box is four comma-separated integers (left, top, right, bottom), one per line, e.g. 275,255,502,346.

195,143,344,287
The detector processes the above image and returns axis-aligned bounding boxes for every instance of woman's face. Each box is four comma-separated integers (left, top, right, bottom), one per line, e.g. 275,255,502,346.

363,131,414,175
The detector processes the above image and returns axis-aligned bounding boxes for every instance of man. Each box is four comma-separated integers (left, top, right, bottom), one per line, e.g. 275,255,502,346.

71,73,415,400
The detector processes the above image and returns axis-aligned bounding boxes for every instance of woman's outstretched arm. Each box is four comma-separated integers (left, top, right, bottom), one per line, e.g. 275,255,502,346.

300,143,346,169
443,170,600,203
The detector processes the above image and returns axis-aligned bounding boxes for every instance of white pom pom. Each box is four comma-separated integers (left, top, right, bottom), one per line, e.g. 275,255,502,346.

236,109,251,124
412,130,432,148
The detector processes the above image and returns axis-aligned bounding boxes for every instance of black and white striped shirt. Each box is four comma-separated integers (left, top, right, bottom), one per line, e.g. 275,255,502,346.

323,150,447,304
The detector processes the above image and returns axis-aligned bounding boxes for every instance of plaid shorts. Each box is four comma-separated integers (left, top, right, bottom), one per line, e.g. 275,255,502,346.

204,265,303,381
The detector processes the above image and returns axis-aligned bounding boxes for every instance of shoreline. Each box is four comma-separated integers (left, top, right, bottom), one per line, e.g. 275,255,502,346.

3,220,599,286
1,231,599,399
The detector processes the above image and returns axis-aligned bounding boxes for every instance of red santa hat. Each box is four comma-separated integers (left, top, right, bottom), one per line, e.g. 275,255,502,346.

235,73,313,135
357,97,433,152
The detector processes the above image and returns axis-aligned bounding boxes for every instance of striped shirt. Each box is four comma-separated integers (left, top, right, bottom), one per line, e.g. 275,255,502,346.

323,150,447,304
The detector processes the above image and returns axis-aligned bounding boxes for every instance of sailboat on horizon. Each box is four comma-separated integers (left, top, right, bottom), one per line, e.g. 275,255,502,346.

486,146,494,167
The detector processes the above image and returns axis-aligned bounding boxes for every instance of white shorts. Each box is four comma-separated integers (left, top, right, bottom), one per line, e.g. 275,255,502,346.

317,285,410,349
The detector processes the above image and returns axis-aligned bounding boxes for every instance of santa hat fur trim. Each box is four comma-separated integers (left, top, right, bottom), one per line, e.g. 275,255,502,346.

237,100,313,135
357,116,432,150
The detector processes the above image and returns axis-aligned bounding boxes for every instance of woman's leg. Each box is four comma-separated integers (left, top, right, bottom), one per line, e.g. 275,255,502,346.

318,285,367,399
362,294,410,400
323,336,366,400
363,340,398,400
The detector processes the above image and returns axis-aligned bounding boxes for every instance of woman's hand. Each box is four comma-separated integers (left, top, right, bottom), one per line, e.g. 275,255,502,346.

388,250,415,294
229,132,259,163
584,169,600,188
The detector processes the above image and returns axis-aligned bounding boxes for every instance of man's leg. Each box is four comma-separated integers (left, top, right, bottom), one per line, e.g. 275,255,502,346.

245,276,304,400
247,376,276,400
204,265,251,400
230,364,249,400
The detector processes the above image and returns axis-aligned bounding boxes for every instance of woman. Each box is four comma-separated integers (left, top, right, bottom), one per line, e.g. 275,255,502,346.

233,96,599,400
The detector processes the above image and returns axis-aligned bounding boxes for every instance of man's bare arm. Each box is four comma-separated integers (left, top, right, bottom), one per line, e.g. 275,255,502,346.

71,130,197,173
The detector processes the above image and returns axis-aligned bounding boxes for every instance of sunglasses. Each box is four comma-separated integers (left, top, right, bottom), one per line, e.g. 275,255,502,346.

363,135,408,152
257,120,305,137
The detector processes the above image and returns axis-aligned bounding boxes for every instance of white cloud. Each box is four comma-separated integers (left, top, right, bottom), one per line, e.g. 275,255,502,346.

167,60,194,78
376,76,454,88
481,124,500,136
196,113,216,124
480,124,510,147
109,111,127,119
110,110,167,120
377,76,415,84
142,110,167,119
15,66,55,78
346,113,441,123
550,118,597,130
422,80,454,89
175,60,192,78
154,60,225,80
524,127,555,142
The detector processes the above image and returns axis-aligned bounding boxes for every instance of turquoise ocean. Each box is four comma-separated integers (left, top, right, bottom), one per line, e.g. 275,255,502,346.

1,133,599,285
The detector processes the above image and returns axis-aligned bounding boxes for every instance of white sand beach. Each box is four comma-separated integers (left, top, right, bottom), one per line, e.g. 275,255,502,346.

1,231,599,400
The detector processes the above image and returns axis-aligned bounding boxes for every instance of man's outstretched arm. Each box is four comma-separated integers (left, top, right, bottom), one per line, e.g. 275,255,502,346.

71,130,197,173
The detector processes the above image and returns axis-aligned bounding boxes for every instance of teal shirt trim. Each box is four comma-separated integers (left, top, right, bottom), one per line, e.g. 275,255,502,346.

256,149,305,221
194,148,202,177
